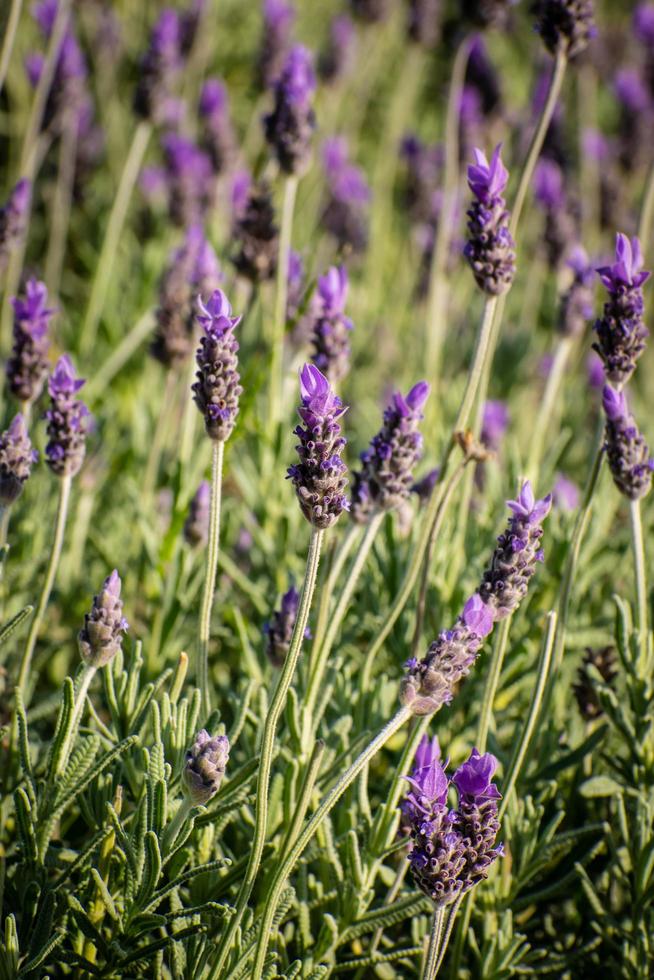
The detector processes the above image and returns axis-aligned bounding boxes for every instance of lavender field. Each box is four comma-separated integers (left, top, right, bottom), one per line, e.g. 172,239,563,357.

1,0,653,976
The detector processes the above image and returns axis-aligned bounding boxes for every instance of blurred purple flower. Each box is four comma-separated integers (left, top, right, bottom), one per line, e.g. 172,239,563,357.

553,473,580,511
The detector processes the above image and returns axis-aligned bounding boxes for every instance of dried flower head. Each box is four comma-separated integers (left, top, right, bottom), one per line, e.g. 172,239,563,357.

78,570,129,668
183,730,230,805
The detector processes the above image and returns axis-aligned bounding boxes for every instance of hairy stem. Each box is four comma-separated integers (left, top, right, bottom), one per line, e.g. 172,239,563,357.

0,0,24,96
629,499,649,668
209,526,324,979
476,616,512,754
197,440,224,719
310,523,362,672
423,906,445,980
18,474,72,700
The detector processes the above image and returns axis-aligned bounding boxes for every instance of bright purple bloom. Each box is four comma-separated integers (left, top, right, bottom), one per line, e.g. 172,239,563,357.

480,481,552,617
264,584,311,667
594,233,649,385
602,385,654,500
402,736,448,812
0,179,31,269
287,364,349,528
553,473,580,511
462,594,494,638
78,570,129,668
351,382,430,522
635,3,654,44
192,289,243,441
152,225,222,367
0,415,38,506
264,45,316,175
183,730,230,805
8,279,54,403
45,355,89,477
464,145,515,295
318,14,356,83
453,749,501,800
481,400,509,452
184,480,211,546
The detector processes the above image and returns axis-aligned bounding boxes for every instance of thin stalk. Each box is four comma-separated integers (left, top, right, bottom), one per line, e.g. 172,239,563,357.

499,610,557,821
208,527,324,979
304,512,383,730
44,113,78,295
433,898,463,975
278,739,325,861
162,797,194,852
638,160,654,249
54,663,97,776
425,36,471,385
508,49,568,239
453,296,498,435
526,336,573,481
423,907,445,980
18,474,72,700
249,705,412,979
476,617,512,754
80,121,152,356
370,714,431,856
197,440,224,719
0,0,24,96
310,523,362,670
629,499,648,666
268,175,298,435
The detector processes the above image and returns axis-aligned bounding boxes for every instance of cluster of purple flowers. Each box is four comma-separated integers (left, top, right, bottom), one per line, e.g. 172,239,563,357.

321,138,371,255
8,279,54,404
351,382,430,524
287,364,349,528
45,356,90,479
264,45,316,175
199,79,237,176
464,144,516,295
264,584,311,666
192,289,243,442
402,482,551,715
402,738,502,906
602,387,654,500
133,8,182,125
78,570,129,669
309,266,353,383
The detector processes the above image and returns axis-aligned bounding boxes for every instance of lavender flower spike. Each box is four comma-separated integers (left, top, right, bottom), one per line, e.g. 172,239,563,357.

257,0,295,90
232,181,279,282
199,78,237,175
534,0,596,59
264,45,316,175
8,279,54,403
183,730,230,805
133,8,182,124
264,584,311,667
351,381,430,524
78,570,129,668
0,179,31,269
602,386,654,500
310,265,353,383
400,593,495,715
287,364,349,528
452,749,502,890
593,233,650,386
464,144,516,296
479,480,552,618
0,416,38,507
45,355,89,478
184,480,211,546
192,289,243,442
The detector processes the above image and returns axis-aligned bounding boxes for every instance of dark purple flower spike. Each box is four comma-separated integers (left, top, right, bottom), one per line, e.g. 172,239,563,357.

45,355,89,478
264,584,311,667
602,386,653,501
8,279,54,404
464,144,516,296
264,45,316,175
322,137,371,255
78,570,129,668
351,381,430,524
192,289,243,442
287,364,349,528
593,233,649,386
0,415,38,507
534,0,596,58
133,8,182,124
232,181,279,282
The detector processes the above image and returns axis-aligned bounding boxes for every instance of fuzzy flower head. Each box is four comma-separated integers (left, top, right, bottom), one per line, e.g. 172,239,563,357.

464,144,515,295
183,730,230,805
192,289,242,441
258,0,295,89
287,364,349,528
133,8,182,123
593,233,650,385
321,138,370,254
78,570,129,668
318,13,356,83
199,77,237,175
634,3,654,44
232,180,279,282
602,385,654,500
45,355,89,477
559,244,594,338
0,415,38,507
351,381,430,523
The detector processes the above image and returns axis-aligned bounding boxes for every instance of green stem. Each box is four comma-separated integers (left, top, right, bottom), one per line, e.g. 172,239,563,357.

304,512,383,732
208,526,324,979
423,906,445,980
499,611,557,821
310,523,362,672
18,474,72,701
0,0,24,96
508,49,568,239
453,296,498,435
249,705,411,979
629,499,648,668
268,175,298,435
54,663,97,776
433,898,463,976
197,440,224,719
476,616,512,754
425,36,471,385
80,120,152,356
162,797,194,852
526,336,573,481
